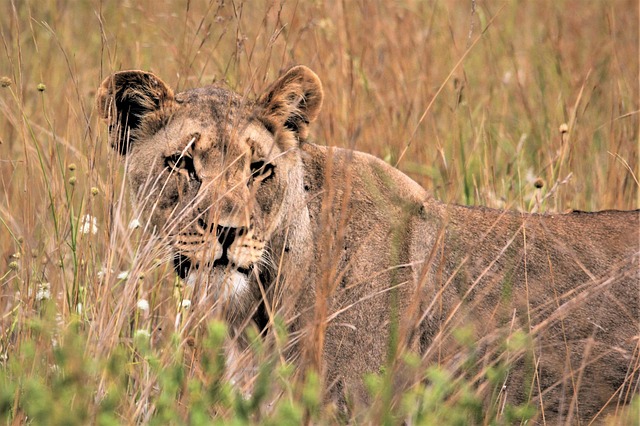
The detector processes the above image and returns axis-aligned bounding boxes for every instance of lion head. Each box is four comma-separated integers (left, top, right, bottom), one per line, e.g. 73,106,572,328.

96,67,323,319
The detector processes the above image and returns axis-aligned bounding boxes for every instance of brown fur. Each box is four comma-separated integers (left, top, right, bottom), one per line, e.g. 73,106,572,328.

97,66,639,423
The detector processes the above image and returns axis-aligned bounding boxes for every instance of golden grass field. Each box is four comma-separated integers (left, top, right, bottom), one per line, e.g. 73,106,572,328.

0,0,638,424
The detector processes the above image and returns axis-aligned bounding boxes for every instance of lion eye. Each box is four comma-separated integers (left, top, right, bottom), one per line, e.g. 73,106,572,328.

250,160,275,182
166,153,197,180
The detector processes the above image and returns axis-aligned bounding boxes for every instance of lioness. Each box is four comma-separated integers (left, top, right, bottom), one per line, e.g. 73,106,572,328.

97,66,639,423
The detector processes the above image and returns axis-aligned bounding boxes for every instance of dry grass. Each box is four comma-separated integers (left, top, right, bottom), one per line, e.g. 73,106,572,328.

0,0,638,423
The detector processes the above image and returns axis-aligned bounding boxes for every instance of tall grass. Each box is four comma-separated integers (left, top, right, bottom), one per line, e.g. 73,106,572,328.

0,0,637,424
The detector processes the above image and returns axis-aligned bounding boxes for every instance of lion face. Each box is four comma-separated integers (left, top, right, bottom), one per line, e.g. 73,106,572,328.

97,67,323,308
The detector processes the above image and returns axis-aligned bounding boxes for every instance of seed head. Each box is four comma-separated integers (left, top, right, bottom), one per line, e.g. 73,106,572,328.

0,77,11,87
37,83,46,92
559,123,569,134
533,178,544,189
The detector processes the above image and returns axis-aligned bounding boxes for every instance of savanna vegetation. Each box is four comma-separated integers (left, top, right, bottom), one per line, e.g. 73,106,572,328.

0,0,638,424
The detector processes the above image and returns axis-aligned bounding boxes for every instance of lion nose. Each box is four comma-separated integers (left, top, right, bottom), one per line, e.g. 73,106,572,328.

216,225,247,251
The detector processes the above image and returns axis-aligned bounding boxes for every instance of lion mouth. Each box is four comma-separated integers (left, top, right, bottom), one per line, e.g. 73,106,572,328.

211,253,253,276
173,252,253,279
173,251,253,301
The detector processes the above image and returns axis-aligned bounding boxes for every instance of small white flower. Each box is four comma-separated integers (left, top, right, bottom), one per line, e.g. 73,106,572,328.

128,218,141,230
97,268,114,281
117,271,129,280
36,283,51,301
181,299,191,309
79,215,98,235
134,329,150,339
136,299,150,312
502,71,512,85
525,168,536,185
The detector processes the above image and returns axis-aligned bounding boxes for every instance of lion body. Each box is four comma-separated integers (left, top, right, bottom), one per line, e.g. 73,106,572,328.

303,143,639,422
97,67,639,423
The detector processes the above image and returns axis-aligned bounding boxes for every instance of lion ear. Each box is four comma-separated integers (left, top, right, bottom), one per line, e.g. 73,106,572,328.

96,70,175,154
257,66,323,142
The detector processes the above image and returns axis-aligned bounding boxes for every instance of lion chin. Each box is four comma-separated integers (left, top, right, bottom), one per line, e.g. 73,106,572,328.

185,266,250,303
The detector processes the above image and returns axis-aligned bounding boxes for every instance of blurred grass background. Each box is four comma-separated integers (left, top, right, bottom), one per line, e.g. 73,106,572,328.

0,0,638,423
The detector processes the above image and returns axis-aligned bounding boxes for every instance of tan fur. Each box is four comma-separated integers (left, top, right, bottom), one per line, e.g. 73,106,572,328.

97,66,639,423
